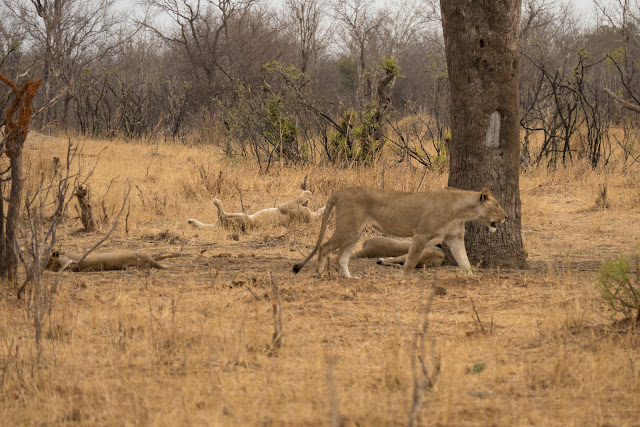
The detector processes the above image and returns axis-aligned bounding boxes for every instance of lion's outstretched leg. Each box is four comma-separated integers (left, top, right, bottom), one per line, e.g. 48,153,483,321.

378,246,445,269
378,254,408,268
445,235,472,273
187,219,215,228
212,198,250,230
310,205,325,220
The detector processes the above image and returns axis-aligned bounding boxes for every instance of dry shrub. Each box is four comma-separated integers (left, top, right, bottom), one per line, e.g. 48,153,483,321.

594,181,610,209
597,251,640,325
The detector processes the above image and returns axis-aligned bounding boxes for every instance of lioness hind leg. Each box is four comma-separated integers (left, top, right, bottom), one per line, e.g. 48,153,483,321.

316,242,331,277
336,238,360,278
213,198,251,231
316,229,363,277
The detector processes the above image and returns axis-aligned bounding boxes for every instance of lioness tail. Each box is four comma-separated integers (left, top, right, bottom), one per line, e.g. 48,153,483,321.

292,193,337,274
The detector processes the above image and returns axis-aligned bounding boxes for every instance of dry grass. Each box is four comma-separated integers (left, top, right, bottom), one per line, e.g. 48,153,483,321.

1,132,640,425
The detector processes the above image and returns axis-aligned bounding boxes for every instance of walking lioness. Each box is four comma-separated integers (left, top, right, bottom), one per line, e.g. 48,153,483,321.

292,186,507,278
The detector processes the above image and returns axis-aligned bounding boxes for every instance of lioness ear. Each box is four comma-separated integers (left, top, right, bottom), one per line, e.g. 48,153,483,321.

480,188,491,202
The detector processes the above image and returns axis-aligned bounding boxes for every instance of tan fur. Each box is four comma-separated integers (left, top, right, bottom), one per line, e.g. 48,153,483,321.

46,251,184,272
188,190,325,232
352,236,414,259
293,186,508,278
351,236,445,268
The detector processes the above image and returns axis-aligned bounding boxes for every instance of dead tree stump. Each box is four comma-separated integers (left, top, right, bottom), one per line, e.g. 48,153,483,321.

75,186,97,232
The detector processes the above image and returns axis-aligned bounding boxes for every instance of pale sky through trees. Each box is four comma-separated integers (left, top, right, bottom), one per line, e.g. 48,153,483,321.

121,0,602,18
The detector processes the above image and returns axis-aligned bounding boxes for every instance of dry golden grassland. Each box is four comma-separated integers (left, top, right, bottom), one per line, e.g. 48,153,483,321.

2,133,640,425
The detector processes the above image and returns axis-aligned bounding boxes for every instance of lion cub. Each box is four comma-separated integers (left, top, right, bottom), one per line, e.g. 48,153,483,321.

293,186,507,278
188,190,325,232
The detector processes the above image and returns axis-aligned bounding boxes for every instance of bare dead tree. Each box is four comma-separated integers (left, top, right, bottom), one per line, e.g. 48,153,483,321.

596,0,640,103
16,140,81,299
74,185,97,232
17,172,131,364
5,0,127,130
284,0,326,75
17,141,79,358
0,72,42,282
600,0,640,115
141,0,260,87
605,87,640,113
332,0,384,105
521,49,612,168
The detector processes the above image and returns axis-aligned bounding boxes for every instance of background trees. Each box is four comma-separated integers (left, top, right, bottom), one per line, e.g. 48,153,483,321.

0,0,637,168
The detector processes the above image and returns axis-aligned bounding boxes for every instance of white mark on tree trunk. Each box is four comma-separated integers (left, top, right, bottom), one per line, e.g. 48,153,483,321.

484,111,501,148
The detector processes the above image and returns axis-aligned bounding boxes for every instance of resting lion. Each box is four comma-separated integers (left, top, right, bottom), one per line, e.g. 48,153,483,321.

188,190,325,231
293,186,507,278
351,236,445,268
46,251,185,272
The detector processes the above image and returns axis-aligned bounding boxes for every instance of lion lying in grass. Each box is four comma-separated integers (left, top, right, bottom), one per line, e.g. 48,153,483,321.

46,251,184,272
293,186,507,278
351,236,445,268
188,190,325,231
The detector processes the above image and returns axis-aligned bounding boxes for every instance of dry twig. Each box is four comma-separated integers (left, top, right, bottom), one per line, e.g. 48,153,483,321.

408,268,442,427
471,298,487,335
269,274,283,351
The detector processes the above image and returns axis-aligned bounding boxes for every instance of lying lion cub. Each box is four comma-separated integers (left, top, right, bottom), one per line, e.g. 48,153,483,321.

351,236,445,268
293,186,507,278
47,251,183,272
188,190,325,231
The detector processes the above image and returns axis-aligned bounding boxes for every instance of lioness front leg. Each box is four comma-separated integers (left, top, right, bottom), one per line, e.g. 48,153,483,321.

445,236,472,273
402,235,428,277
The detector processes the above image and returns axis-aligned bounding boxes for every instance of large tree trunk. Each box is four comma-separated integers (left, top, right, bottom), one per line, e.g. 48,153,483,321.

440,0,527,269
4,130,26,281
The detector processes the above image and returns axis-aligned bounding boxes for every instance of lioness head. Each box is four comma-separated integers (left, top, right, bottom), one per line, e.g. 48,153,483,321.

479,189,508,232
47,250,65,270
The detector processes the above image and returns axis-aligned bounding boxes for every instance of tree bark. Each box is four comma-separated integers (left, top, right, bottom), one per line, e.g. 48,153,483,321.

4,129,26,281
440,0,527,269
0,75,43,282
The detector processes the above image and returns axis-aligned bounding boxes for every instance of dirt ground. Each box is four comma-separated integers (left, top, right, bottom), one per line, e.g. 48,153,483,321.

1,136,640,425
